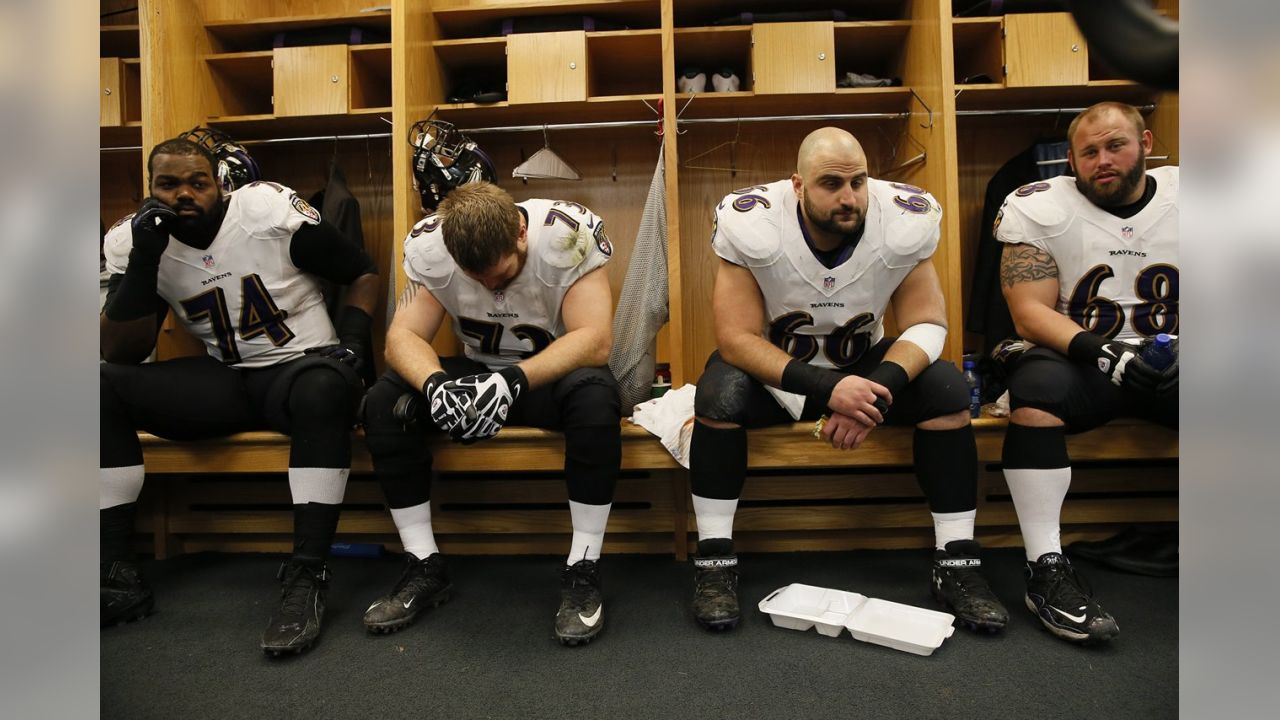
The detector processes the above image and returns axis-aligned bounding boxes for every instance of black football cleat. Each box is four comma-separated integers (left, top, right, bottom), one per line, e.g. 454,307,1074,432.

554,559,604,646
261,559,329,657
363,553,453,635
101,560,155,628
931,539,1009,632
1025,552,1119,643
692,539,740,631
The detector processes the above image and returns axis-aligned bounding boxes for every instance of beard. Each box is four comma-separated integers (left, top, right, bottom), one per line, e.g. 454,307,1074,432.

1076,150,1147,207
170,196,226,244
802,193,864,238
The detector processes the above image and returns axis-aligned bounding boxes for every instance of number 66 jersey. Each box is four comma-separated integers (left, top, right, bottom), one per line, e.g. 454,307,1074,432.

994,166,1179,342
711,177,943,371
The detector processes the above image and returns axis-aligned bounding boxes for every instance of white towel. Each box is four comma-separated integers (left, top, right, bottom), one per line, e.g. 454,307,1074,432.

630,384,697,469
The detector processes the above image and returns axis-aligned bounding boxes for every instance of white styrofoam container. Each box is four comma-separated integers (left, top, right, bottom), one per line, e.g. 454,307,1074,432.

758,583,956,656
844,597,956,656
757,584,867,637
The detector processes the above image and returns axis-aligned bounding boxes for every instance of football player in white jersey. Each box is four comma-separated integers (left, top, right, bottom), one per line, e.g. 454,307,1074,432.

100,137,380,656
361,182,620,646
688,127,1007,633
997,102,1178,644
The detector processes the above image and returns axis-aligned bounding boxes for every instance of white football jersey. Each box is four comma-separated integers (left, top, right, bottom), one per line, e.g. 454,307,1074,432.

712,177,942,370
995,166,1179,342
403,198,612,368
104,182,337,368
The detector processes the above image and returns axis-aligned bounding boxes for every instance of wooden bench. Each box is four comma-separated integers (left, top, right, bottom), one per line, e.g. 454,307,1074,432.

135,418,1177,561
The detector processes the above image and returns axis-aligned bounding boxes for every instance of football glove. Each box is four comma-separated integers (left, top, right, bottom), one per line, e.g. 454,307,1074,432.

439,366,528,444
1068,332,1159,394
426,372,477,436
130,197,177,258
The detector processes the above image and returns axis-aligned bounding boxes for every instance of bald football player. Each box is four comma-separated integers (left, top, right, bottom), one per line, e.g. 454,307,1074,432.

686,127,1007,633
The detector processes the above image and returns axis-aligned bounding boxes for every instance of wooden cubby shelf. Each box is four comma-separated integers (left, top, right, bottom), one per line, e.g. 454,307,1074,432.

204,11,391,53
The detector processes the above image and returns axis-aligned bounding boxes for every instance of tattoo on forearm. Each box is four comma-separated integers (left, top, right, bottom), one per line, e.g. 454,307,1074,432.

1000,244,1059,287
396,280,423,310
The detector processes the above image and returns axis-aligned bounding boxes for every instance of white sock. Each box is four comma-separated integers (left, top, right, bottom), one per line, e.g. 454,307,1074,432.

288,467,349,505
1004,467,1072,561
390,502,439,559
692,495,738,541
101,465,145,509
568,500,611,563
932,509,977,550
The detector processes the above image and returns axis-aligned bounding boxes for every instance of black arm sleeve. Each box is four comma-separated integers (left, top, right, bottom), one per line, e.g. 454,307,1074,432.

288,219,378,285
103,272,169,331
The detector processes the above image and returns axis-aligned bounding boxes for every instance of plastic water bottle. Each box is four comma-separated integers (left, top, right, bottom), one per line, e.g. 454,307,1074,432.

963,359,981,418
1141,333,1176,371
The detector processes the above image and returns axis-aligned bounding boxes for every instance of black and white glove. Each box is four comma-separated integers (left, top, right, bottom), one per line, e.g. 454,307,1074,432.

130,197,177,259
1068,332,1160,394
439,366,528,444
424,371,476,435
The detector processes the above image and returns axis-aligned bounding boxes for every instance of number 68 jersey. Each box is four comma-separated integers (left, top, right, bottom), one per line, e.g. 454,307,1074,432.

711,177,943,370
994,166,1179,342
402,198,612,368
103,182,338,368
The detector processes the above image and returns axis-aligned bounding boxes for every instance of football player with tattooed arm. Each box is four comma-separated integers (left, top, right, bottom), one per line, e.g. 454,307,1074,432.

100,137,379,657
687,127,1008,633
997,101,1178,644
361,182,621,646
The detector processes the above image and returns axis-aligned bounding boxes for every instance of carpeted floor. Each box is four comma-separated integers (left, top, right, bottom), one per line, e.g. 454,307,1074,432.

101,547,1177,719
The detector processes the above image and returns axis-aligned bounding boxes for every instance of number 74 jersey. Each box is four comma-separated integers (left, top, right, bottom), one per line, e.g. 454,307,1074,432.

104,182,337,367
995,165,1178,341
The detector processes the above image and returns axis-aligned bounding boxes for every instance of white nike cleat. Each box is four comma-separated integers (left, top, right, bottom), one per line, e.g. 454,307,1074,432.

555,559,604,646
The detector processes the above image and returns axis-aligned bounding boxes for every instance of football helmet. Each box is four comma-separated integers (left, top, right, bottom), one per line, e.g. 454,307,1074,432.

179,126,261,193
409,118,495,212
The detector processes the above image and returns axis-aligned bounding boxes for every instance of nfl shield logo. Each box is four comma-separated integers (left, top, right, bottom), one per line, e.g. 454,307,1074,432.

202,254,215,268
1121,226,1133,240
493,290,505,303
823,276,835,291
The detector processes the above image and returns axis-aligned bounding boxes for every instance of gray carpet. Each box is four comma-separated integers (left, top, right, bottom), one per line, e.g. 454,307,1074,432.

101,548,1177,719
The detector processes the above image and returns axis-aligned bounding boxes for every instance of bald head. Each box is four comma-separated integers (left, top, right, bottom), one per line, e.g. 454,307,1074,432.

796,127,865,177
792,127,871,244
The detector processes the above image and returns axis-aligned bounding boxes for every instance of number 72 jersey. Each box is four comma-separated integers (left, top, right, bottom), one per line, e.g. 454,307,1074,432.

995,166,1179,341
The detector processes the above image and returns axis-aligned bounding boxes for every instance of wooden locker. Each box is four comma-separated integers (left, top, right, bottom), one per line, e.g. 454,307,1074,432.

101,57,123,127
1005,13,1088,87
273,44,349,116
507,31,588,104
751,22,836,95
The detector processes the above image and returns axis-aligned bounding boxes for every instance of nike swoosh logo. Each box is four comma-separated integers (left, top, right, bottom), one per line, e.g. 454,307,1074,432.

1049,606,1087,624
366,600,384,612
403,597,415,609
1102,347,1117,358
578,604,603,628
